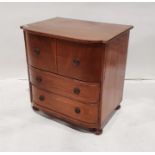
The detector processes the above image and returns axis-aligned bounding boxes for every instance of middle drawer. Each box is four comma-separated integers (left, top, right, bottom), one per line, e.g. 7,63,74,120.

29,66,100,103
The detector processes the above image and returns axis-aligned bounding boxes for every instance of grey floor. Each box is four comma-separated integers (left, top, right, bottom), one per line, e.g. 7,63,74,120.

0,79,155,151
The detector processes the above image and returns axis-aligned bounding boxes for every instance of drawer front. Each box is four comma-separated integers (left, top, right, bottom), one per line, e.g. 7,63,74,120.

29,66,100,103
57,40,103,82
32,85,98,124
25,33,57,72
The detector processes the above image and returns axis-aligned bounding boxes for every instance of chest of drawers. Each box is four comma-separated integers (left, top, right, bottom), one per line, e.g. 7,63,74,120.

21,17,133,135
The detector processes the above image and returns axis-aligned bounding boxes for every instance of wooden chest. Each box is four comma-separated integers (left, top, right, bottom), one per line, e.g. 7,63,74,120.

21,17,133,135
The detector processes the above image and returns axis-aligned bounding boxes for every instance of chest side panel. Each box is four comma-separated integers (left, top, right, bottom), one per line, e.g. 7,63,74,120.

100,32,130,127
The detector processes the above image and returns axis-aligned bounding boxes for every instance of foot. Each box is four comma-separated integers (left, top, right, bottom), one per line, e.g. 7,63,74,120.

89,128,103,135
95,129,103,135
115,105,121,110
32,106,39,111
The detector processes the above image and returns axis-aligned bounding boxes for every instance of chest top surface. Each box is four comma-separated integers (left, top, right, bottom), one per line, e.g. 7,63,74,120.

21,17,133,43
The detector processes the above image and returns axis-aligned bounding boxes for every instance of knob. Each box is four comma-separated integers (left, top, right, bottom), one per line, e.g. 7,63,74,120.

39,95,45,101
34,48,40,55
73,87,80,95
75,107,81,114
73,58,80,66
36,76,42,83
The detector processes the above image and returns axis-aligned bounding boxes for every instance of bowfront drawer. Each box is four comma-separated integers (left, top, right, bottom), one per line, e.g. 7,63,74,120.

32,85,98,124
25,33,57,72
29,66,100,103
57,40,103,82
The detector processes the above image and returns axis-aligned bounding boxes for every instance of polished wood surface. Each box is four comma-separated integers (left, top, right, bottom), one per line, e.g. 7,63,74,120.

29,66,100,103
25,32,57,72
57,40,103,82
33,103,98,129
22,17,133,134
32,85,98,124
21,17,133,43
100,32,129,127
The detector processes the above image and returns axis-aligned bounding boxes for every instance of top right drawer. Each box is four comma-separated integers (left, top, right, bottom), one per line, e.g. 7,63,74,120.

57,40,103,82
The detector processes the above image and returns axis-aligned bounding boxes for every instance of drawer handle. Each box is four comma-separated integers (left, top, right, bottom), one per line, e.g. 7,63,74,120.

75,107,81,114
73,87,80,95
73,58,80,66
36,76,42,83
34,48,40,55
39,95,45,101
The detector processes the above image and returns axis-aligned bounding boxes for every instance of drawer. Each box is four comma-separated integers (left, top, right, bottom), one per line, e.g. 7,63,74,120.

57,40,103,82
29,66,100,103
25,33,57,72
32,85,98,124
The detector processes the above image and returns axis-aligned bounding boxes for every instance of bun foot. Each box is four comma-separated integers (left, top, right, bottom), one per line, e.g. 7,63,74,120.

32,106,39,111
89,128,103,135
115,105,121,110
95,129,103,135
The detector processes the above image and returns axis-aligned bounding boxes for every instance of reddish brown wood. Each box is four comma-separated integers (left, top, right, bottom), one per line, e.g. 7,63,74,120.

32,85,98,124
23,31,33,103
57,40,103,82
33,103,98,129
29,66,100,103
21,17,133,134
100,32,129,128
21,17,133,43
25,32,57,72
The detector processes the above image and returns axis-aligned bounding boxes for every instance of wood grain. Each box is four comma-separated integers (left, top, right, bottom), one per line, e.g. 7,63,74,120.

57,39,103,82
29,66,100,104
21,17,133,134
32,85,98,124
100,32,129,128
21,17,133,43
25,32,57,72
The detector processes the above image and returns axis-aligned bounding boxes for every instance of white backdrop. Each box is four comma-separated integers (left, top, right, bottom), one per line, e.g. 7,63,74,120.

0,2,155,80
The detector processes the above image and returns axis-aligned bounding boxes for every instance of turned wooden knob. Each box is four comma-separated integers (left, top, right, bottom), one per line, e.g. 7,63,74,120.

73,58,80,66
36,76,42,83
75,107,81,114
73,87,80,95
39,95,45,101
34,48,40,55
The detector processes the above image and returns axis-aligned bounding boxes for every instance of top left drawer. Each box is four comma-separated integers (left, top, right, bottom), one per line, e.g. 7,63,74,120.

25,32,57,72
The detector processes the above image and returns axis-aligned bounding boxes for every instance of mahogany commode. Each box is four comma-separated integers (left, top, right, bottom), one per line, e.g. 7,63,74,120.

21,17,133,135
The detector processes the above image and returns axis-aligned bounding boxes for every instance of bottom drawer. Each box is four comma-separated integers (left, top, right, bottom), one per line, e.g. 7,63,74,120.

32,85,98,124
